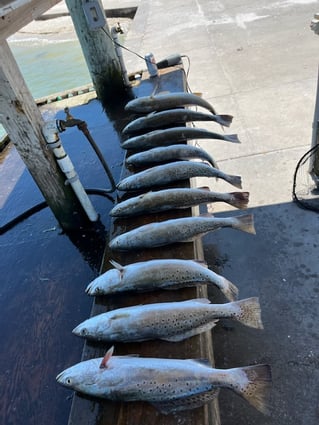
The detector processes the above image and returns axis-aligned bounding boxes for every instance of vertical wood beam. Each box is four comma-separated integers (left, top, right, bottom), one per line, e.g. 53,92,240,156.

0,40,89,230
65,0,128,106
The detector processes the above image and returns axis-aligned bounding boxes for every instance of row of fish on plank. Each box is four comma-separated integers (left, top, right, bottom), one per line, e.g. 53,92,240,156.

56,92,272,417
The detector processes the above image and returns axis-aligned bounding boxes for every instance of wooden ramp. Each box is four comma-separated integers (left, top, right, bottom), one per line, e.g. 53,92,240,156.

68,66,221,425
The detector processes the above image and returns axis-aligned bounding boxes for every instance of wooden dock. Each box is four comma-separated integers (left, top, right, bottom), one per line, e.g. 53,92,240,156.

67,66,221,425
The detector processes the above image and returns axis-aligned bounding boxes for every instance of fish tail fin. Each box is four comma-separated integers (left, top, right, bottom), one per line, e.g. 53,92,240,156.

225,174,242,189
219,276,239,301
233,213,256,234
232,297,263,329
228,192,249,209
216,114,233,127
225,133,240,143
232,364,272,414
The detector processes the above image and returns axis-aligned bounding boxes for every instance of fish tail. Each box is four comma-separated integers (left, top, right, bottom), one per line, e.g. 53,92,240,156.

232,364,272,414
224,133,240,143
232,297,263,329
224,174,242,189
233,213,256,234
215,114,233,127
219,276,239,301
228,192,249,209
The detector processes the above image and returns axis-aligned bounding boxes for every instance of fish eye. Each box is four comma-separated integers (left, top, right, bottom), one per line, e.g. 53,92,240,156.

81,328,87,336
66,378,72,385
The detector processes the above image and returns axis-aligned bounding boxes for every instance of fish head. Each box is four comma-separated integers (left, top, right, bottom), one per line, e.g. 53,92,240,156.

56,356,123,398
72,315,112,341
85,269,121,296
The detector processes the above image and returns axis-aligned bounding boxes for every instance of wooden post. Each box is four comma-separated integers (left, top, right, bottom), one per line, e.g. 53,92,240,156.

0,40,89,230
65,0,128,106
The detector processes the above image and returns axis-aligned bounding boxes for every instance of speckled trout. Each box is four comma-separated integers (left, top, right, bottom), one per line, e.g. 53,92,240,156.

56,347,272,414
121,126,239,150
122,108,233,134
126,144,219,168
124,92,218,114
117,161,242,191
86,258,238,301
109,213,255,251
110,188,249,217
73,297,263,343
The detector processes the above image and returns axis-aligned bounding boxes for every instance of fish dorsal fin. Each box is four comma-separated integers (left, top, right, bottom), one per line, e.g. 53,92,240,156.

193,92,203,97
109,259,124,271
100,346,114,369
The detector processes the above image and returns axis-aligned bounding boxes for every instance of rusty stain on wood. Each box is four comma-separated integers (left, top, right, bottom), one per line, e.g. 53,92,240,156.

67,67,221,425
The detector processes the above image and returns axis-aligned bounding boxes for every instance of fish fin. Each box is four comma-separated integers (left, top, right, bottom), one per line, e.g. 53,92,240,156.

215,114,233,128
163,320,218,342
218,276,239,301
100,346,114,369
224,133,240,143
151,388,220,414
233,213,256,235
228,192,249,209
224,174,242,189
233,364,272,414
193,92,203,98
109,259,124,271
192,259,208,268
193,298,211,304
232,297,263,329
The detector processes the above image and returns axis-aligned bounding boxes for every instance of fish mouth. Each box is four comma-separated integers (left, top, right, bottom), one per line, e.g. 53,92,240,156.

56,371,66,383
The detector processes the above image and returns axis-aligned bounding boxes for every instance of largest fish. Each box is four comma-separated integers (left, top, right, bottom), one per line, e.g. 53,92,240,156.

57,347,272,415
109,213,255,251
121,126,239,150
73,297,263,343
86,258,239,301
125,92,218,114
117,161,242,191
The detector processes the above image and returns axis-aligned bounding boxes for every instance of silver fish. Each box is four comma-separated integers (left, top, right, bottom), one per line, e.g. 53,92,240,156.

73,297,263,343
117,161,242,191
56,347,272,414
126,144,219,168
121,126,239,150
86,258,239,301
122,108,233,134
109,213,255,251
110,188,249,217
124,92,218,114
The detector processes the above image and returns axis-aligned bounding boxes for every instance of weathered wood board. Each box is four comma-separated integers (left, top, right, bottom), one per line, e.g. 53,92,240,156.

67,66,221,425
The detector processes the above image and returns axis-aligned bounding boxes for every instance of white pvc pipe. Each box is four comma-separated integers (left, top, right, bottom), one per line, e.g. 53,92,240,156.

42,121,99,222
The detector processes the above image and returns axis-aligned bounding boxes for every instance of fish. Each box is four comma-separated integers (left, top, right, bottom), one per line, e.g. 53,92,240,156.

126,144,219,168
72,297,263,343
121,126,239,150
124,92,218,115
110,188,249,217
109,213,255,251
56,347,272,415
122,108,233,134
117,161,242,191
85,258,239,301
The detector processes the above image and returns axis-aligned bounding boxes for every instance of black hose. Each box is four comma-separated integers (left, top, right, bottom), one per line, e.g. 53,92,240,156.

0,189,114,235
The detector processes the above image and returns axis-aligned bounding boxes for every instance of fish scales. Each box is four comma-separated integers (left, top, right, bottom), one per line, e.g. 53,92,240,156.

109,213,255,251
121,126,239,150
72,298,263,343
110,188,249,217
117,161,242,191
122,108,233,134
57,350,272,414
85,258,239,301
124,92,218,114
126,144,219,168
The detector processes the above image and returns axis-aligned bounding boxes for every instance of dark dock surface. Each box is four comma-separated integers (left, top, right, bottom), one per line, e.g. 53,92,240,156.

67,66,220,425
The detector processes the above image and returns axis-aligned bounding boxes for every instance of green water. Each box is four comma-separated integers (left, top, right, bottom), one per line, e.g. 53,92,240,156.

0,39,91,139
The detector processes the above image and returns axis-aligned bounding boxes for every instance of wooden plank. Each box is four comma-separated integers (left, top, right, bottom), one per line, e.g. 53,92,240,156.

68,67,220,425
0,0,62,39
